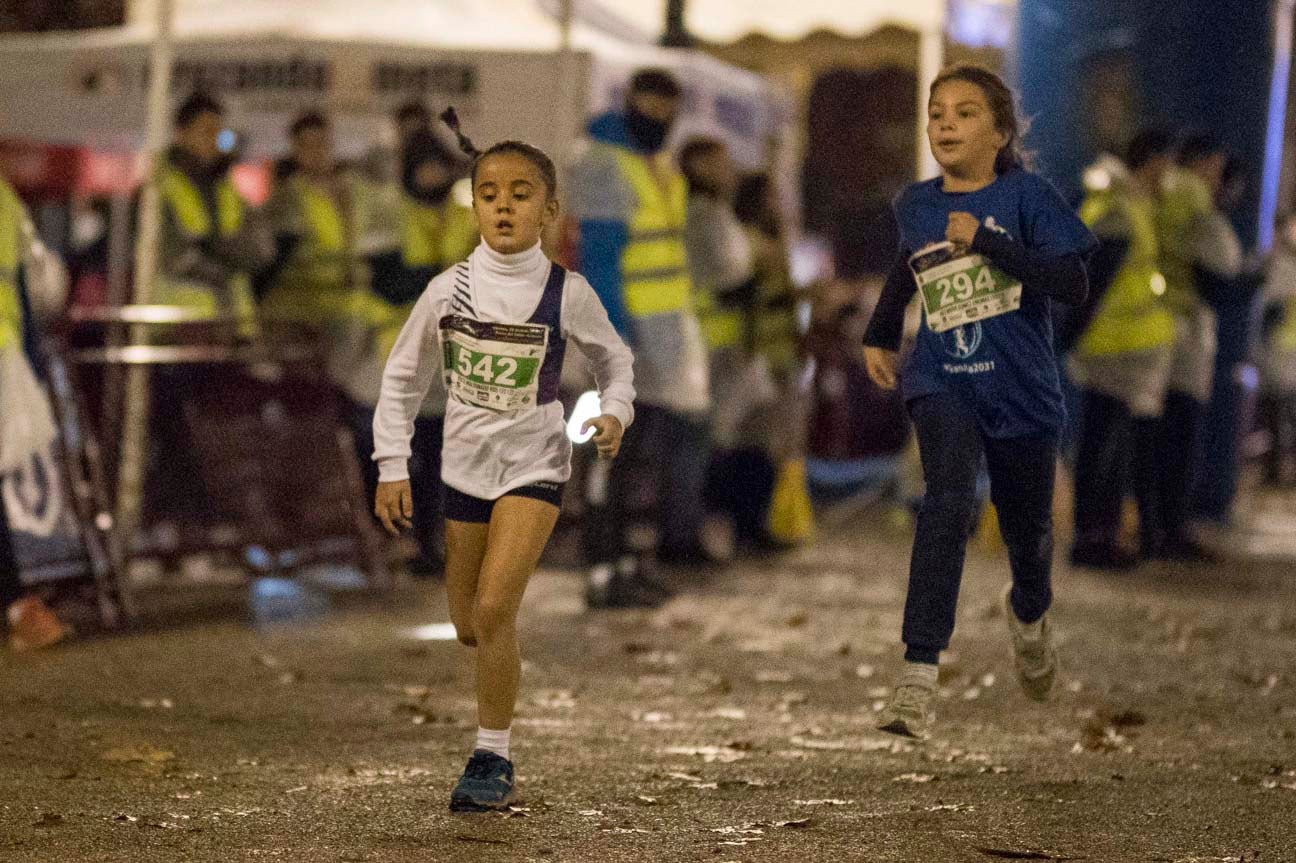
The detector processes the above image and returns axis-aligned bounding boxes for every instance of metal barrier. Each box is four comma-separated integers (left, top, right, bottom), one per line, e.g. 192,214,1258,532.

54,306,391,623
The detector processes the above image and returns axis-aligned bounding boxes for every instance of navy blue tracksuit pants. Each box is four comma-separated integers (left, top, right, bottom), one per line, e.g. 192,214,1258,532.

903,391,1056,665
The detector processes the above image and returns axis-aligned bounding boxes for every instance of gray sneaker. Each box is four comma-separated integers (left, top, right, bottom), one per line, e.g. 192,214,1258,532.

877,680,935,740
1002,584,1057,701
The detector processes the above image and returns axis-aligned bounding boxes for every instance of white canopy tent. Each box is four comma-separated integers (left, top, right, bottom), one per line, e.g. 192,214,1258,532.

583,0,946,43
0,0,786,168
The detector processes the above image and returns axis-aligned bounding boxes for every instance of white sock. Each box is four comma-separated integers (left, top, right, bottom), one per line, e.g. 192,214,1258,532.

475,726,511,761
1017,617,1044,640
900,660,939,689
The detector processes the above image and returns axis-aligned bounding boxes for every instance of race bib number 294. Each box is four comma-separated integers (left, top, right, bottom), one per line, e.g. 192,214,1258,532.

909,242,1022,333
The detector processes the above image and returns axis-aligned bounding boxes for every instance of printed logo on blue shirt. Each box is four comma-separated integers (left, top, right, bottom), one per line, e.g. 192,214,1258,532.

944,322,983,359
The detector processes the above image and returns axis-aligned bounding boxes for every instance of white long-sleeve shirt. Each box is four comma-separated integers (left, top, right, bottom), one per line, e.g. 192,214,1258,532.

373,240,635,499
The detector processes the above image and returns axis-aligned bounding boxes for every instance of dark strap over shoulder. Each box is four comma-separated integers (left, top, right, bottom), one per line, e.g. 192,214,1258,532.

528,262,567,405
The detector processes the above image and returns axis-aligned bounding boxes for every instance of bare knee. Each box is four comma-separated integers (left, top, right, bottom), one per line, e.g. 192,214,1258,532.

472,594,517,643
450,610,477,647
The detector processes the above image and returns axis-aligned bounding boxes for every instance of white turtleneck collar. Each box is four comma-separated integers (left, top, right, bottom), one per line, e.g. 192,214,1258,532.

473,240,547,282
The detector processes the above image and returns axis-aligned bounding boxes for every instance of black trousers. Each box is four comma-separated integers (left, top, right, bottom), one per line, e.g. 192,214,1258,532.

0,492,24,607
346,401,443,562
706,447,776,546
902,392,1056,665
1072,389,1131,548
1137,390,1204,552
583,403,709,565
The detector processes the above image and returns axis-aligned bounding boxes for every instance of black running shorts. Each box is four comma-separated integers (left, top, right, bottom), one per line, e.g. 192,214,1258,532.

442,481,565,524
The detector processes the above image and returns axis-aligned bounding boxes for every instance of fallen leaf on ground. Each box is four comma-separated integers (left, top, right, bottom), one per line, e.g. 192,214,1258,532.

775,817,814,828
754,670,794,683
663,745,748,763
975,848,1084,860
454,835,509,845
136,698,175,710
102,746,175,764
717,777,777,789
636,711,673,723
702,707,747,720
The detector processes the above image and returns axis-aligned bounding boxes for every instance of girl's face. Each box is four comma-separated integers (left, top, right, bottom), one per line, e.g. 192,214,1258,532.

927,79,1007,180
473,152,558,255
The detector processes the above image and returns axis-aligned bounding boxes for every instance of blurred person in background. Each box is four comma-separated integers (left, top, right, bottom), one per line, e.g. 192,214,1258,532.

1151,134,1242,560
678,137,769,551
156,93,271,322
375,128,478,575
728,171,811,549
338,123,476,577
1063,129,1178,570
258,112,393,520
1260,213,1296,485
395,101,434,143
735,173,801,384
0,168,70,650
147,93,272,552
571,68,713,608
805,202,909,507
680,136,752,400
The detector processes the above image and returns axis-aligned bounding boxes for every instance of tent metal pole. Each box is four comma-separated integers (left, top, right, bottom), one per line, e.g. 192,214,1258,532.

111,0,176,579
916,17,945,181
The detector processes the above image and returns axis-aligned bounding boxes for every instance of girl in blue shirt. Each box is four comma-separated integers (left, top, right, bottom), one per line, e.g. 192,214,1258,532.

862,64,1095,738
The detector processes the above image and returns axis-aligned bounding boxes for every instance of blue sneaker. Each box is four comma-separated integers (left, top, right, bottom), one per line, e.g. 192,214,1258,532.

449,749,515,812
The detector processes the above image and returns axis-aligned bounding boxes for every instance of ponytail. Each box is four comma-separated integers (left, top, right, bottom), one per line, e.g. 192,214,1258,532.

441,106,559,197
440,107,481,159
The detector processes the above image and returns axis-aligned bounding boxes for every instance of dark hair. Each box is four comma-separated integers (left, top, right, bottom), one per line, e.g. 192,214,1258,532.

629,68,682,99
929,64,1029,175
395,101,431,129
1221,153,1246,188
440,107,558,197
289,110,329,139
733,172,784,238
1124,128,1177,170
677,136,725,192
175,92,224,129
1177,132,1226,166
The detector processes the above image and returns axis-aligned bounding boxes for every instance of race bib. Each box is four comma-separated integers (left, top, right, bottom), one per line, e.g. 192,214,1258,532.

910,242,1022,333
440,315,548,412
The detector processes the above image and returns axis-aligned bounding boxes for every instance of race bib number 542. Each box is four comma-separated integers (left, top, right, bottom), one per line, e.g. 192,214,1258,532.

439,315,548,412
909,242,1022,333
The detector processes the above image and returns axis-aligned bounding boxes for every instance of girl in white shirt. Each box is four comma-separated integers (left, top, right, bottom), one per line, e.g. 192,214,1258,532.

372,122,635,812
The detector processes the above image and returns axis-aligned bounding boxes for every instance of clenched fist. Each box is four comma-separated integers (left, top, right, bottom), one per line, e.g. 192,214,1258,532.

581,414,625,459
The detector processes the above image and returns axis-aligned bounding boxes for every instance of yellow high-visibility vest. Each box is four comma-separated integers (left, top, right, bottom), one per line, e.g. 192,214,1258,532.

1157,167,1215,317
156,161,254,328
1278,295,1296,351
694,285,743,350
0,179,24,352
260,174,407,380
261,175,363,327
609,147,694,318
401,196,478,270
1076,182,1175,357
